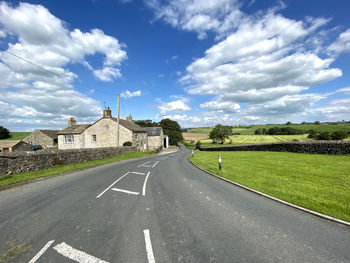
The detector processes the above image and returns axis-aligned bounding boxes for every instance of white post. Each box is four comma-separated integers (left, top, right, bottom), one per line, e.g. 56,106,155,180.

117,93,120,146
218,154,222,170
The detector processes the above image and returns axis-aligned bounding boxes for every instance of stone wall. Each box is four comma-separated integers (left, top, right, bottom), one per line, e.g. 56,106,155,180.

0,146,136,176
199,141,350,155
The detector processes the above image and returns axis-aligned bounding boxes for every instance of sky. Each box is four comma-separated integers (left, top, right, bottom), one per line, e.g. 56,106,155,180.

0,0,350,131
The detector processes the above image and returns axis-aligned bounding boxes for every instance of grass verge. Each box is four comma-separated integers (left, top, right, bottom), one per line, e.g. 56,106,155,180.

0,151,150,188
189,151,350,222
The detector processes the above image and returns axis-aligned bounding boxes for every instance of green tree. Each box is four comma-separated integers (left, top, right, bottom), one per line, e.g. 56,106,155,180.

0,126,10,139
316,131,330,140
307,129,317,138
286,121,292,125
255,128,262,135
164,130,183,145
160,118,181,132
134,120,158,127
209,124,232,144
331,131,348,140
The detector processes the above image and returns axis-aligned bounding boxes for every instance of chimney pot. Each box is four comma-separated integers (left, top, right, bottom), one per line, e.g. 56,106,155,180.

68,117,76,127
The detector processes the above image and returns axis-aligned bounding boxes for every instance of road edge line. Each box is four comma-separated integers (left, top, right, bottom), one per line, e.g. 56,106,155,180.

187,157,350,227
28,240,55,263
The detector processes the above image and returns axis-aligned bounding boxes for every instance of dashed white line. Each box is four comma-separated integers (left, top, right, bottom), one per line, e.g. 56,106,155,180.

111,188,140,195
131,171,146,175
96,172,130,198
28,240,55,263
53,242,109,263
152,161,159,168
143,229,156,263
142,172,151,196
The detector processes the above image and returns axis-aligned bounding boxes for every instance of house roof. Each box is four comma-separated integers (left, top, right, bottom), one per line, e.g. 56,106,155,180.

0,140,22,148
146,127,162,136
39,130,59,139
108,118,146,132
58,124,91,135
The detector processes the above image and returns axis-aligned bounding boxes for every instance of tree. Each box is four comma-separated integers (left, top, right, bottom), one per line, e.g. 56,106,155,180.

164,130,183,145
314,121,320,125
307,129,317,138
331,131,348,140
315,131,330,140
160,118,181,132
286,121,292,125
0,126,10,139
255,128,263,135
209,124,232,144
134,119,158,127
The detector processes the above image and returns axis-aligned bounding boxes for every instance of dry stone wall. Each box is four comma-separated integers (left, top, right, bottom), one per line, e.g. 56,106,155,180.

0,146,136,176
200,141,350,155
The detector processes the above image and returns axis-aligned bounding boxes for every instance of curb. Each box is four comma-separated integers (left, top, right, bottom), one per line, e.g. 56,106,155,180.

187,157,350,228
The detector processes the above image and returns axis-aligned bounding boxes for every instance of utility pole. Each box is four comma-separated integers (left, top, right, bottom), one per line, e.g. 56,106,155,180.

117,93,120,146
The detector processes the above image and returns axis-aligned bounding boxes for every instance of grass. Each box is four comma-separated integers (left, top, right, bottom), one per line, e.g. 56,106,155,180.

1,132,32,140
0,151,150,188
189,151,350,222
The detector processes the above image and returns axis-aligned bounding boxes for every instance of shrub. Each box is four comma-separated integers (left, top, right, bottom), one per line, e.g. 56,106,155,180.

195,141,201,149
331,131,348,140
307,129,317,138
148,149,156,154
315,132,331,140
0,126,10,139
123,141,132,146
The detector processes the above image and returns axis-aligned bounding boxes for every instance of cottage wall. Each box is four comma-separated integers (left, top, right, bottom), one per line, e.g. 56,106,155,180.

58,134,84,150
23,130,55,147
148,129,164,150
132,132,148,151
12,141,32,152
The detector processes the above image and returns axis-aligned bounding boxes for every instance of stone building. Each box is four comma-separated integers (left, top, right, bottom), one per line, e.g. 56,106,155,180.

146,127,166,150
58,108,148,151
23,130,59,148
0,140,32,152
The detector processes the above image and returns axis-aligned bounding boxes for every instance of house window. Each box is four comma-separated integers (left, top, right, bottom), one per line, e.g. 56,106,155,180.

64,135,74,144
92,135,97,142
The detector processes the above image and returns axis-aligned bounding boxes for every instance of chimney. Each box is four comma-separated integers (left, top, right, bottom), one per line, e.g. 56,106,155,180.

126,114,132,122
103,106,112,118
68,117,76,127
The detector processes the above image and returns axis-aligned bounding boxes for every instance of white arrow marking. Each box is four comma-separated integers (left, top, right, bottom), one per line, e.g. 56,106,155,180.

143,229,156,263
96,172,130,198
131,171,146,175
29,240,55,263
111,188,140,195
53,242,109,263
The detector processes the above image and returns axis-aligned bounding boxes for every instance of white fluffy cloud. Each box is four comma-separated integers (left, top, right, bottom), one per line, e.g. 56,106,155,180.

328,29,350,55
200,100,240,113
0,2,127,129
120,90,142,98
158,98,191,114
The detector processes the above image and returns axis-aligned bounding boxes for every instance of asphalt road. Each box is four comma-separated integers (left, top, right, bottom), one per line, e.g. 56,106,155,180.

0,146,349,262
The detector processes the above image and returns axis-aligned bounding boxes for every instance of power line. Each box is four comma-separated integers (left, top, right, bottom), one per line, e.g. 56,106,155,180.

0,46,116,96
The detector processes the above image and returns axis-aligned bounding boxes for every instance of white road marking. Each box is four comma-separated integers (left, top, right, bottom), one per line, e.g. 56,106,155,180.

131,171,146,175
96,172,130,198
142,172,151,196
111,188,140,195
152,161,159,167
143,229,156,263
138,161,151,168
28,240,55,263
53,242,109,263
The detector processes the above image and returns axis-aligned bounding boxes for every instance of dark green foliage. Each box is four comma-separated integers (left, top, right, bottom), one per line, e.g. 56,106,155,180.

307,129,317,138
0,126,10,139
164,130,183,145
255,128,262,135
134,120,158,127
209,124,232,144
123,141,132,146
331,131,348,140
267,127,307,135
286,121,292,125
160,118,181,132
316,132,331,140
314,121,320,125
195,140,201,149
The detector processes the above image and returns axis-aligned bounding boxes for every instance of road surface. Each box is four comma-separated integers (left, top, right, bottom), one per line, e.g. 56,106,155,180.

0,146,349,262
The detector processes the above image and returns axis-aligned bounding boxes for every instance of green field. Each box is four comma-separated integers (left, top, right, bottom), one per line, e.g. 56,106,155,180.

188,123,350,135
1,132,31,140
189,151,350,222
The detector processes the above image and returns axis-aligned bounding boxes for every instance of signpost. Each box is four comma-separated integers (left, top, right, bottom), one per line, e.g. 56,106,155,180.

192,149,194,157
218,154,222,170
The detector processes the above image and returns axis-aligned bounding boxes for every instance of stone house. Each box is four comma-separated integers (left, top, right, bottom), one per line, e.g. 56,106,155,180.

58,108,148,151
0,140,32,152
23,129,59,148
146,127,167,150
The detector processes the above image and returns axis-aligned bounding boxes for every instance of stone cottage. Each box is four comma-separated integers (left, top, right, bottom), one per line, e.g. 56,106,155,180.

58,108,148,151
0,140,32,152
23,129,59,148
146,127,166,150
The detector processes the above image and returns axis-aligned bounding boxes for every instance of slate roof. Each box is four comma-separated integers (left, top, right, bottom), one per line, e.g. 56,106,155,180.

58,124,91,135
0,140,22,148
146,127,162,136
110,118,146,132
39,130,59,139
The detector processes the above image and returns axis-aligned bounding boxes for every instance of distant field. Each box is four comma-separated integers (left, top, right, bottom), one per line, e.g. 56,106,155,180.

1,132,31,140
188,123,350,135
193,134,311,147
183,132,209,141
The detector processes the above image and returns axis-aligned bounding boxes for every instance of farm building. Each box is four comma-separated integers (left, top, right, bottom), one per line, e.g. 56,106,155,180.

0,140,32,152
22,129,59,148
58,108,148,151
146,127,168,150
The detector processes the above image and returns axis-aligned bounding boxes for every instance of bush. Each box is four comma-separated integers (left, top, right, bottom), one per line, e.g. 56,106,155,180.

123,141,132,146
307,129,317,138
195,141,201,149
148,149,156,154
315,132,331,140
0,126,10,139
164,130,183,145
331,131,348,140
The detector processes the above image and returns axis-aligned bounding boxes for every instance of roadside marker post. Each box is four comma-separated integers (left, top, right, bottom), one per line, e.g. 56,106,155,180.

218,154,222,170
192,150,194,157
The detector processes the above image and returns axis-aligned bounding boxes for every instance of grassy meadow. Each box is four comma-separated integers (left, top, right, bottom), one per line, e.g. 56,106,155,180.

2,132,31,140
189,151,350,222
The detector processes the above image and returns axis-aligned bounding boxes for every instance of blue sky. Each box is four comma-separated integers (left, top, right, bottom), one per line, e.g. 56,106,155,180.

0,0,349,131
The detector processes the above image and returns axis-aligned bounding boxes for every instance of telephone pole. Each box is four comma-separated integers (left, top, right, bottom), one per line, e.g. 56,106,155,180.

117,93,120,146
